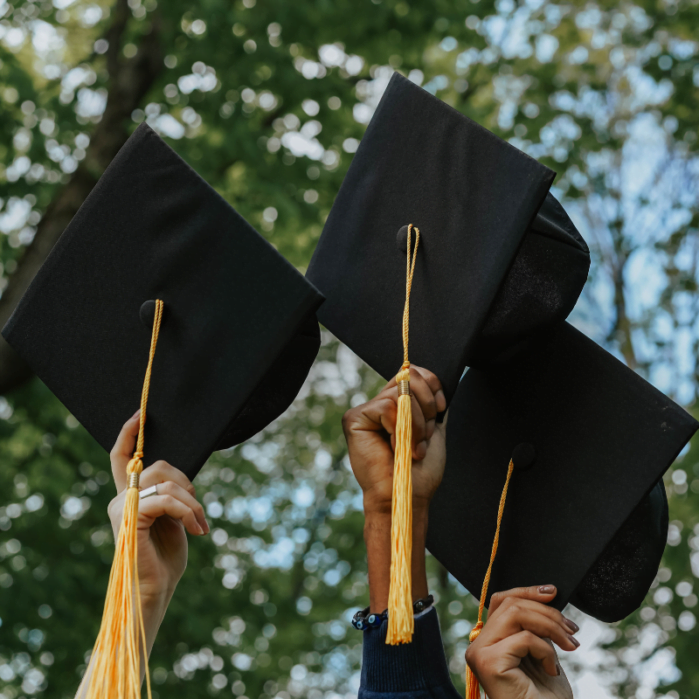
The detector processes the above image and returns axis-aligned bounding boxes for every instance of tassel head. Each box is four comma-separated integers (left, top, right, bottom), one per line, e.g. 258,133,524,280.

386,365,414,645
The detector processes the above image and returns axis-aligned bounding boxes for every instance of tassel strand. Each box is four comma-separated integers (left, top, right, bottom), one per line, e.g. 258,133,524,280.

465,458,515,698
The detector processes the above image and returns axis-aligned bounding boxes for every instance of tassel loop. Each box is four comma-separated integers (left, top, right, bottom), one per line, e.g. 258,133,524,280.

468,621,484,644
127,453,144,484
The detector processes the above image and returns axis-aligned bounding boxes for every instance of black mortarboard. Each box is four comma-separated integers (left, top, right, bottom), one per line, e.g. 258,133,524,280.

3,123,324,479
427,322,698,621
306,72,571,402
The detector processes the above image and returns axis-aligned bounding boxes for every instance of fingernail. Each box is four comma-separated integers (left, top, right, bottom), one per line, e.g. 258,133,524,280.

435,390,446,411
556,664,561,676
564,617,579,634
426,419,435,438
538,585,555,594
132,409,141,419
204,519,210,533
568,634,580,648
195,524,204,535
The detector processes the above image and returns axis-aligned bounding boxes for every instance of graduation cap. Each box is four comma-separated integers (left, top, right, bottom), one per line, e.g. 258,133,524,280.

2,122,324,691
3,122,324,480
306,72,584,402
428,322,697,623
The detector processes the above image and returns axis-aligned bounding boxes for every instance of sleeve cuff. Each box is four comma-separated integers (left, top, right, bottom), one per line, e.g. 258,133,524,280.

359,606,458,696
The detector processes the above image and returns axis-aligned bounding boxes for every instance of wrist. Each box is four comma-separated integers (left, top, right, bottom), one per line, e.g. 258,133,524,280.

362,495,432,520
139,585,175,642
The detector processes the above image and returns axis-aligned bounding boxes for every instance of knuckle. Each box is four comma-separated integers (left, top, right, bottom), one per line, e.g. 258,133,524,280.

107,496,120,519
502,597,518,613
159,480,175,494
464,644,479,670
490,591,505,606
522,630,537,644
341,409,356,431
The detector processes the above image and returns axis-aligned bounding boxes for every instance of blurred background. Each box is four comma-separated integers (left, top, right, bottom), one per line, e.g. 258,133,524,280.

0,0,697,697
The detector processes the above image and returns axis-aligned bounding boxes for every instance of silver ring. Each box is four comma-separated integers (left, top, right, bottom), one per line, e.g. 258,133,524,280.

139,484,158,500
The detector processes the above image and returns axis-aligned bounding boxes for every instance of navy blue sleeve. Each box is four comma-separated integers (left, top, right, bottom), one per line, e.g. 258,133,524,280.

359,607,462,699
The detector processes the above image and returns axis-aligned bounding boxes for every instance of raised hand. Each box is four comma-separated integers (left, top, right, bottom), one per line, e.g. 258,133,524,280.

466,585,577,699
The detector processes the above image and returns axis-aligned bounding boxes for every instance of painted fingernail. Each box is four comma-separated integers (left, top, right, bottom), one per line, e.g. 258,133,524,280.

568,634,580,648
564,618,579,634
538,585,555,594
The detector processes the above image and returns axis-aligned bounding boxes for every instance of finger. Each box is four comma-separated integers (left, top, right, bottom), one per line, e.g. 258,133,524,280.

353,397,398,437
409,393,427,455
143,480,209,534
498,631,560,677
482,602,579,652
406,369,439,427
388,393,427,459
489,593,579,636
411,366,446,413
489,585,558,615
138,494,206,536
109,410,141,492
141,460,197,498
380,368,440,423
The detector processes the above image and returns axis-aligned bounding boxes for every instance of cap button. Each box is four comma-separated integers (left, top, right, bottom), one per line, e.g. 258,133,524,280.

396,224,412,253
140,300,161,330
512,442,536,470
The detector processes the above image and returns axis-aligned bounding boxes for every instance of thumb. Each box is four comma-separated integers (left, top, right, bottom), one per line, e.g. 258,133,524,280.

109,410,141,492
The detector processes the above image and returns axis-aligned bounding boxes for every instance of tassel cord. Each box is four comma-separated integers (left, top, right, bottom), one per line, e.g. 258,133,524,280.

82,300,164,698
465,458,515,699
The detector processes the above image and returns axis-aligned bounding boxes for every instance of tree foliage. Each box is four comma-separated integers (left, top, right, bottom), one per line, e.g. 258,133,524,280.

0,0,697,697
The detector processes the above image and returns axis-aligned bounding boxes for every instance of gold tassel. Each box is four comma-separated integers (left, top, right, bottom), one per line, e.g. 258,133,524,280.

81,299,164,698
386,224,420,645
465,458,515,699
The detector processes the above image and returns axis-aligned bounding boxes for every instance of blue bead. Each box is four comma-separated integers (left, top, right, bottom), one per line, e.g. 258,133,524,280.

357,621,364,630
367,614,376,624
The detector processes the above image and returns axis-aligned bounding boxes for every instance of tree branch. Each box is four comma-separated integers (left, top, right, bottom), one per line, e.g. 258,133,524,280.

0,2,164,394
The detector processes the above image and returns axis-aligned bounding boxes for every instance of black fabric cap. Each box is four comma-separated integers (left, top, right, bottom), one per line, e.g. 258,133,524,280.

307,72,561,401
427,322,698,620
3,123,324,479
569,480,669,621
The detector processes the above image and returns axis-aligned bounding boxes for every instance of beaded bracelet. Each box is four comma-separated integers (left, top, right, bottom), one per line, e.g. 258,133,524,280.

351,595,435,631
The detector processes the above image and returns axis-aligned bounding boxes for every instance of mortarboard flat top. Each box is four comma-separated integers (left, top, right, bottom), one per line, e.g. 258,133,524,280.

427,322,698,620
3,123,324,479
307,71,557,400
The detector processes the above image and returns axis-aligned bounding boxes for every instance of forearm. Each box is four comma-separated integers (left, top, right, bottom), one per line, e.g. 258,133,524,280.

364,503,429,612
75,589,172,697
